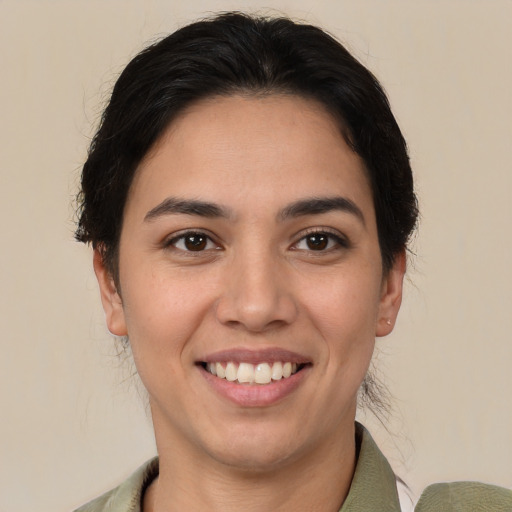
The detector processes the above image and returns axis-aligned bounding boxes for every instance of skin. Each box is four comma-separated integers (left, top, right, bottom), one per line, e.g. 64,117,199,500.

94,94,405,512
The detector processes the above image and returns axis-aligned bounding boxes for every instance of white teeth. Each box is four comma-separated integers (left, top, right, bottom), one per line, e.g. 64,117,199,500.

216,362,225,378
225,362,238,381
271,361,283,381
237,362,254,383
254,363,272,384
205,361,301,384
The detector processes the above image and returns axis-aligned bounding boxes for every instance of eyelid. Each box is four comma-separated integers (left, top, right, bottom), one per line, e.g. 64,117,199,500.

161,227,349,253
291,227,350,250
163,229,222,251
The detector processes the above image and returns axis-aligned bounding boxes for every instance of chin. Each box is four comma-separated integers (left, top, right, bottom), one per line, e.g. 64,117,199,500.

203,421,310,473
210,444,297,473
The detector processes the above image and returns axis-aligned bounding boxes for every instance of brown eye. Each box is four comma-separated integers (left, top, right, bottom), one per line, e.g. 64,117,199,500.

168,231,217,252
183,233,207,251
294,231,348,252
305,233,329,250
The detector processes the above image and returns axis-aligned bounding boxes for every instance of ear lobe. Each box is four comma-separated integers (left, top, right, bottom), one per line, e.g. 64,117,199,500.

93,248,127,336
376,250,406,337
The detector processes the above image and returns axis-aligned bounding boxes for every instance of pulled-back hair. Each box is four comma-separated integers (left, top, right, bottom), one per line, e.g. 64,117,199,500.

76,12,418,277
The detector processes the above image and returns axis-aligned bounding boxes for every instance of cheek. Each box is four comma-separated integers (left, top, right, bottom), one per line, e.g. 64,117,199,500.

300,268,382,340
119,259,228,371
299,267,381,391
120,267,211,359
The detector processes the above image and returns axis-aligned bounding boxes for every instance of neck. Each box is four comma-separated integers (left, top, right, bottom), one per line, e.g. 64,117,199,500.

144,421,357,512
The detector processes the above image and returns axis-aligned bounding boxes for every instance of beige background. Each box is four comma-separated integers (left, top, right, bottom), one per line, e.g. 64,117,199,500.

1,1,511,511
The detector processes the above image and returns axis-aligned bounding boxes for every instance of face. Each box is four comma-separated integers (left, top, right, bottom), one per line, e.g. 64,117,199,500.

95,95,404,472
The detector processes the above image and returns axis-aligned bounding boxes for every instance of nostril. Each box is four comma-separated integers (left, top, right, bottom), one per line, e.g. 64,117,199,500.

213,278,298,332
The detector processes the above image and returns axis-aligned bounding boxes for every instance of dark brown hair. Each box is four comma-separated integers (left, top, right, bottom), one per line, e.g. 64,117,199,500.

76,12,418,277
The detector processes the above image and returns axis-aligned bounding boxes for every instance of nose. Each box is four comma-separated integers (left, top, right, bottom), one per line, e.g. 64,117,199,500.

215,248,298,333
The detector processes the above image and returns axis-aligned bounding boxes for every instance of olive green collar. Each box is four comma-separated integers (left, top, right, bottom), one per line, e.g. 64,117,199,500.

339,423,401,511
75,423,401,512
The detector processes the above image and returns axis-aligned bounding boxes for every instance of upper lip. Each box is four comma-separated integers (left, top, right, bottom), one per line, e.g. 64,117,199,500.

199,348,311,365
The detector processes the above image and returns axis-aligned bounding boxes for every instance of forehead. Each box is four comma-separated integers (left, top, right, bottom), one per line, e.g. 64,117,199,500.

127,94,374,222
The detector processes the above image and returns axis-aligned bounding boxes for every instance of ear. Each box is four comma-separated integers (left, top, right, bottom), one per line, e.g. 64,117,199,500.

93,248,127,336
376,250,406,337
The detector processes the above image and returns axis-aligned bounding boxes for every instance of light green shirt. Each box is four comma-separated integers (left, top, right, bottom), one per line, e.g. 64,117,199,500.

74,424,512,511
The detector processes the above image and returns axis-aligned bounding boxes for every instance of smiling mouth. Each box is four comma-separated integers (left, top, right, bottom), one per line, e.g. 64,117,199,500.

201,361,307,385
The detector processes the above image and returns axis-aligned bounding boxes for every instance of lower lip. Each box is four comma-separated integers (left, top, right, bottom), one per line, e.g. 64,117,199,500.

199,365,310,407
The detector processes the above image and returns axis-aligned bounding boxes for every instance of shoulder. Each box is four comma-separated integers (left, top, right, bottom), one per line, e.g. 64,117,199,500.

415,481,512,511
73,457,159,512
351,424,512,512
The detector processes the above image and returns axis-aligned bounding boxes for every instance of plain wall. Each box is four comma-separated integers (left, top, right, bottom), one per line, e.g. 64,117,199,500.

1,1,511,511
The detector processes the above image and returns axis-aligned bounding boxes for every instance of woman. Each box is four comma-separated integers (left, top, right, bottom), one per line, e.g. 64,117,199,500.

74,12,511,512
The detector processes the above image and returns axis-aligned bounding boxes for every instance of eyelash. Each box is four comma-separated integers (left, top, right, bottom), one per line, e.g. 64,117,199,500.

292,229,349,252
164,229,349,254
164,231,220,253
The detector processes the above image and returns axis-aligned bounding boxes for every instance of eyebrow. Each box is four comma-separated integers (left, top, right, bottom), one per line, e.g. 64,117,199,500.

144,197,231,221
144,195,365,225
278,196,365,225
